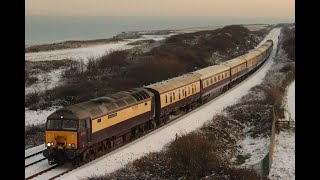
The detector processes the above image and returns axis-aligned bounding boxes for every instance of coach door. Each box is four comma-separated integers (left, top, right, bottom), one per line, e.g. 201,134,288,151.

79,120,88,148
86,119,92,145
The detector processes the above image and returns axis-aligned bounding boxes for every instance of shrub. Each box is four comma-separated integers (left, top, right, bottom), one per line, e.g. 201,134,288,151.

263,86,284,118
166,132,223,179
97,50,129,70
25,91,41,108
25,124,46,149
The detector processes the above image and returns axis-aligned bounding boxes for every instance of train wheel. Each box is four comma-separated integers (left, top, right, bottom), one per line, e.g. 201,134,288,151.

150,120,157,129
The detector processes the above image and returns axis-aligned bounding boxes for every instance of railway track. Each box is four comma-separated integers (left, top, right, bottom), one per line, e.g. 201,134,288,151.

25,165,58,180
25,151,46,168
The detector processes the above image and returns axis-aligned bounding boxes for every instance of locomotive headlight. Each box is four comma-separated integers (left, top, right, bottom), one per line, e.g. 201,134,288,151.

47,143,51,147
68,143,75,148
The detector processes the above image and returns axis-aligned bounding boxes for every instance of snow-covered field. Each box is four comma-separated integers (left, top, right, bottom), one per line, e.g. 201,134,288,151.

25,40,135,62
25,69,64,95
55,28,280,179
238,136,270,166
25,34,173,63
25,106,61,127
269,81,295,180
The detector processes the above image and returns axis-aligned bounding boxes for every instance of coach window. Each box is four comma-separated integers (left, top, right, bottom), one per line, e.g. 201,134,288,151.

170,95,172,103
97,118,101,123
222,74,224,79
179,91,181,99
165,95,168,104
184,88,187,97
173,92,175,101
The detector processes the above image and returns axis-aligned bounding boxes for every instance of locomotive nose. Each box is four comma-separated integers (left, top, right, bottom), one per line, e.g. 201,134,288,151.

56,135,67,148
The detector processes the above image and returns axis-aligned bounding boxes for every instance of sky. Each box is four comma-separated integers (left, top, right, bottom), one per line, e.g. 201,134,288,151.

26,0,294,19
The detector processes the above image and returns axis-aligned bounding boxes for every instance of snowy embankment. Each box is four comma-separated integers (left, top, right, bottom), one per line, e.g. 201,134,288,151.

25,69,64,95
25,106,61,127
269,81,295,180
56,28,280,180
25,34,172,62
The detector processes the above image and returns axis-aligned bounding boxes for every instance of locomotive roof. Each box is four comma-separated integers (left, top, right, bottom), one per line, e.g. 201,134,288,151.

222,57,246,68
191,64,230,80
145,74,199,94
47,88,153,120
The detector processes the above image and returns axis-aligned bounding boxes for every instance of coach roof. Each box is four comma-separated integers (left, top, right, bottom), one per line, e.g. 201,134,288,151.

145,74,199,94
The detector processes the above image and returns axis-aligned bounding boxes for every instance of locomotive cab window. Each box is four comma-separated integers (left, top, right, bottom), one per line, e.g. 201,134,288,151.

97,118,101,123
46,119,78,131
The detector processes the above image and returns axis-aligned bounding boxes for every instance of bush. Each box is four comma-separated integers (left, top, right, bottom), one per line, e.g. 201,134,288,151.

166,132,223,179
25,124,46,149
97,50,129,70
25,91,41,108
263,86,284,118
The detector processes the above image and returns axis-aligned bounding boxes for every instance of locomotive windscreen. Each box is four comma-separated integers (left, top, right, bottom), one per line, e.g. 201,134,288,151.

47,119,78,131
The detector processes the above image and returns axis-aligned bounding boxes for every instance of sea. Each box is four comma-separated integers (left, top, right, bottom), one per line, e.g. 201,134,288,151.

25,16,294,45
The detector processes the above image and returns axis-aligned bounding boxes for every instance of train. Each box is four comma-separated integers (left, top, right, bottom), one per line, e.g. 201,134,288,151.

42,40,273,166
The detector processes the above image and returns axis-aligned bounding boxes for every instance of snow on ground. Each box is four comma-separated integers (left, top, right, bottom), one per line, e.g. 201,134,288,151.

269,130,295,180
25,106,61,127
238,136,270,166
287,81,295,121
25,153,45,166
269,81,295,180
25,34,173,62
25,40,135,62
25,144,45,157
57,28,280,180
25,69,64,95
141,33,175,41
